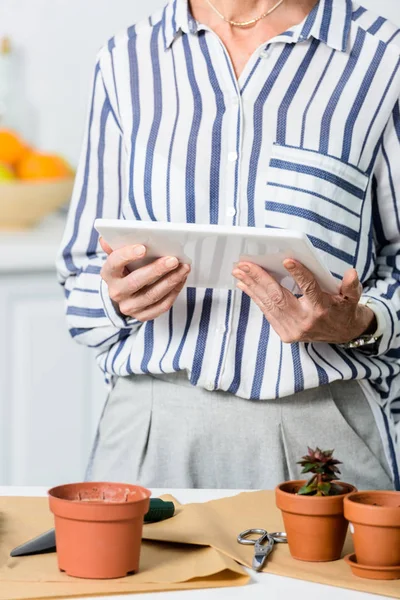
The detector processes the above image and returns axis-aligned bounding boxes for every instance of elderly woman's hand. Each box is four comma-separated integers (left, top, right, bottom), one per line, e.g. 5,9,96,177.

100,238,190,322
232,259,376,344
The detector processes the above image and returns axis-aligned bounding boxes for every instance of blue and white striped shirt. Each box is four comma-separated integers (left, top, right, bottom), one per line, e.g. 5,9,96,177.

58,0,400,484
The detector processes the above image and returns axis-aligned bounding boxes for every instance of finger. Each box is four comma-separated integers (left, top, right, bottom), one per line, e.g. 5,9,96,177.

109,256,183,302
101,244,147,281
236,280,271,316
237,281,305,343
128,280,186,322
233,263,291,315
99,236,113,256
340,268,362,302
284,259,323,306
234,262,281,289
121,264,190,311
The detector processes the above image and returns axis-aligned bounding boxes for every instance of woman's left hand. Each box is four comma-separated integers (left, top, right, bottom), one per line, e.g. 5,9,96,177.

232,259,376,344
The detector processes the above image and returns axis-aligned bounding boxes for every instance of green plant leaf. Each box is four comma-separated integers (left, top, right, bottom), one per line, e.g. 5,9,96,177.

318,482,331,496
300,463,315,473
297,447,345,494
297,483,317,495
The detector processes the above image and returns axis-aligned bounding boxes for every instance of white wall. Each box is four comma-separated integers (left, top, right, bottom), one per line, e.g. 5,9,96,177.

1,0,399,166
360,0,400,23
0,0,165,165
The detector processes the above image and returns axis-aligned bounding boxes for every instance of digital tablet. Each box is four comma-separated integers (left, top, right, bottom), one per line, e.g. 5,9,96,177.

95,219,339,295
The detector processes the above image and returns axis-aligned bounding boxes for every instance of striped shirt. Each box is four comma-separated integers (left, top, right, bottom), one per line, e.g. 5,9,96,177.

57,0,400,485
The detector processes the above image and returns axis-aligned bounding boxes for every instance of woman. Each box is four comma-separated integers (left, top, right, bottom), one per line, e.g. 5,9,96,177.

58,0,400,490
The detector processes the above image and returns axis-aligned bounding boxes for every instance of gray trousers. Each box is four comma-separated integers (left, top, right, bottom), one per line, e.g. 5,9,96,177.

87,372,393,490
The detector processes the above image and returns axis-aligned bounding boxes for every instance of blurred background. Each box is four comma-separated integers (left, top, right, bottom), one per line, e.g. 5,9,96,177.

0,0,399,487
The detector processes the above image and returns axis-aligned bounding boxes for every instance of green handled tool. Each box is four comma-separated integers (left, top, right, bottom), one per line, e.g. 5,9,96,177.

10,498,175,557
144,498,175,522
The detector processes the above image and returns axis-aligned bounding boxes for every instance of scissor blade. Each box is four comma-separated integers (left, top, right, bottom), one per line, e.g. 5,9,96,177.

252,541,274,571
252,552,266,571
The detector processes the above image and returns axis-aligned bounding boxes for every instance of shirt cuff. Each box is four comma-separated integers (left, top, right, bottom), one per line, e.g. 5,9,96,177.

100,278,142,329
358,295,394,356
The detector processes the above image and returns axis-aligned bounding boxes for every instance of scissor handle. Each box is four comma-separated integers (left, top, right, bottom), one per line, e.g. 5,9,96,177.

237,528,268,545
270,532,287,543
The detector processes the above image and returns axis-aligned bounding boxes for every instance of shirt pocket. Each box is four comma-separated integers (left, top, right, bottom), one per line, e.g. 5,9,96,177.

265,143,370,279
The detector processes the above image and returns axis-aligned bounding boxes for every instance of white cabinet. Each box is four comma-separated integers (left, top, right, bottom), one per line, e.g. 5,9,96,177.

0,220,107,486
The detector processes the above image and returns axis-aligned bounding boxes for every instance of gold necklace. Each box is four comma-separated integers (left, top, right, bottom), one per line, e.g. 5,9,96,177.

204,0,285,27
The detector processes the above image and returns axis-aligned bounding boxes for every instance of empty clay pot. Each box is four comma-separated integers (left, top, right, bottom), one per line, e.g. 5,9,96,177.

344,491,400,567
48,482,151,579
275,480,356,562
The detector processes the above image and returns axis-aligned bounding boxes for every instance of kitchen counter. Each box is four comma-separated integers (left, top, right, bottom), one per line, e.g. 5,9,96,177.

0,486,386,600
0,212,66,272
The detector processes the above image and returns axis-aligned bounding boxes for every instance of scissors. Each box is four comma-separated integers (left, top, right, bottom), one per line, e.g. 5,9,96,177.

237,528,287,572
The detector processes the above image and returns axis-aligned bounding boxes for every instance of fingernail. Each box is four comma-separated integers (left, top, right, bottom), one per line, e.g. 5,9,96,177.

165,257,179,268
239,265,250,273
285,260,296,270
133,245,145,256
183,264,190,272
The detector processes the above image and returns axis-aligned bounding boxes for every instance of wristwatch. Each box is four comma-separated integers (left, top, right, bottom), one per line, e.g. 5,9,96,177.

338,297,383,351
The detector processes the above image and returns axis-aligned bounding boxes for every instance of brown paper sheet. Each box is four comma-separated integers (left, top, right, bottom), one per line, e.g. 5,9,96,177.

143,491,400,599
1,491,400,600
0,496,248,600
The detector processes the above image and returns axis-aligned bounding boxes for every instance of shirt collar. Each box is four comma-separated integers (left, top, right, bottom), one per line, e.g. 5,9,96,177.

293,0,353,52
163,0,196,50
162,0,353,53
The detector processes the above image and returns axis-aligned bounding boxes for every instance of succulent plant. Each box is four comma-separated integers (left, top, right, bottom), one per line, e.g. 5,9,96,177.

297,447,343,496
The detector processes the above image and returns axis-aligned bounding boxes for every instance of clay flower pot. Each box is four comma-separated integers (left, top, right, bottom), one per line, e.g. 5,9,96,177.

48,482,151,579
275,480,356,562
344,491,400,567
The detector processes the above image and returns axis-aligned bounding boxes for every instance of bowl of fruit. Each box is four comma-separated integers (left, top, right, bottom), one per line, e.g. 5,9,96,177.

0,129,75,230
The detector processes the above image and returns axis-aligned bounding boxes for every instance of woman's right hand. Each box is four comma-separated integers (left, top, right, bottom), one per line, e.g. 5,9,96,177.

100,238,190,322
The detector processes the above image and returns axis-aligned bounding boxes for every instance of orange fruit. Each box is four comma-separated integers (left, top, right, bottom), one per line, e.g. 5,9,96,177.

0,162,16,181
0,129,28,166
15,151,73,181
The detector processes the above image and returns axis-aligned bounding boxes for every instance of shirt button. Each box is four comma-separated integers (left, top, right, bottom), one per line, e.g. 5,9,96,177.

228,151,238,162
260,49,269,59
232,96,239,106
216,325,226,334
205,381,214,391
226,207,236,217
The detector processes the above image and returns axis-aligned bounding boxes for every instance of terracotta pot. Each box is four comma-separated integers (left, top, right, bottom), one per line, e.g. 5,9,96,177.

344,491,400,567
48,482,151,579
275,480,356,562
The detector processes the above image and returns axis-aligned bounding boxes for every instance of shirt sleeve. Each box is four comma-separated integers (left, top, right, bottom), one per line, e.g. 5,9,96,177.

56,52,141,352
359,100,400,357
